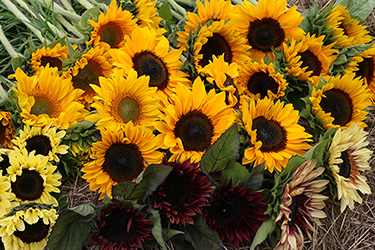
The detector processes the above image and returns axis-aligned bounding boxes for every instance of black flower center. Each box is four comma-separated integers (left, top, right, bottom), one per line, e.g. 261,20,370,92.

247,72,279,98
174,109,214,152
118,97,140,123
199,33,233,67
208,195,243,225
355,57,374,84
288,195,299,227
102,142,144,183
14,219,50,243
320,89,353,126
132,51,170,91
162,173,190,210
26,135,52,156
11,169,44,201
98,22,124,48
0,154,10,175
30,97,54,117
338,150,351,178
72,60,104,93
288,194,309,227
298,50,322,76
247,17,285,52
252,116,287,152
99,209,136,242
40,56,63,71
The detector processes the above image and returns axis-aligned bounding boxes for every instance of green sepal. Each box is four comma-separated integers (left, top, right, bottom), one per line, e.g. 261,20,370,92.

4,202,54,217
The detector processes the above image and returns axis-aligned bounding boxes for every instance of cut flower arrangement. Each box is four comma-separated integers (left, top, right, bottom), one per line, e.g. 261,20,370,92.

0,0,374,249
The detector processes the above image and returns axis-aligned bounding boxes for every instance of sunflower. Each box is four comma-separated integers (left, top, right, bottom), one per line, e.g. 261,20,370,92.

155,77,237,163
0,172,15,217
310,73,372,130
86,69,161,131
328,123,372,212
204,181,268,248
231,0,305,62
0,148,12,175
0,111,15,148
63,47,114,106
152,159,212,226
237,59,287,100
87,0,138,50
0,206,58,250
283,33,338,86
134,0,163,31
274,159,329,250
241,97,312,172
81,123,164,199
6,151,61,206
177,0,234,48
12,124,68,162
13,66,88,130
325,5,372,48
29,43,69,74
91,201,154,250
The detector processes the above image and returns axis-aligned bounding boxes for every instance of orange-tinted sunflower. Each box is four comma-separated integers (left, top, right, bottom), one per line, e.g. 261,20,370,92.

30,43,69,74
82,123,164,199
0,111,15,148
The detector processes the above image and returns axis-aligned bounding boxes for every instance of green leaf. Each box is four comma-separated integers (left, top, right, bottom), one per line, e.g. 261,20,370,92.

201,124,240,174
159,2,172,20
69,204,96,217
249,218,276,250
220,160,250,186
80,6,101,29
278,156,306,182
244,162,265,190
112,182,137,199
163,228,184,241
334,0,375,21
52,191,69,210
148,208,167,250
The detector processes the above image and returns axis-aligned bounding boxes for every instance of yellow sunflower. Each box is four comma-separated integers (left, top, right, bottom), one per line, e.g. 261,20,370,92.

13,66,88,130
63,46,114,106
86,69,161,131
326,5,372,48
240,97,312,172
177,0,234,48
310,73,372,130
328,123,372,212
237,59,287,100
81,123,164,199
87,0,138,50
0,111,15,148
7,151,61,206
284,33,338,86
0,172,15,217
109,26,190,101
134,0,163,30
0,206,58,250
29,43,69,74
12,124,68,162
231,0,305,62
155,77,237,163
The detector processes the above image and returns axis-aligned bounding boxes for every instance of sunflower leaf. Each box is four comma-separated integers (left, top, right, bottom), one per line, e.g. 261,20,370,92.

220,160,250,186
334,0,375,21
148,208,167,250
159,2,172,20
249,218,276,250
244,162,265,190
69,203,97,217
201,124,240,174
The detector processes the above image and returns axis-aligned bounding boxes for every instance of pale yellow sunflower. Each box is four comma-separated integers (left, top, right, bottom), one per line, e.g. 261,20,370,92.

29,43,69,74
0,172,15,217
0,111,15,148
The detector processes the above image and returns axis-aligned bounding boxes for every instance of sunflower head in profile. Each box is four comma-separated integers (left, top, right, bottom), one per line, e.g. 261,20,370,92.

237,59,287,100
82,123,164,199
0,111,15,148
204,181,268,248
0,206,58,250
13,66,88,130
30,43,69,74
87,0,137,50
231,0,304,62
87,69,161,131
0,172,15,217
155,77,237,163
274,159,329,250
152,159,212,226
310,73,372,130
91,201,154,250
240,97,312,172
328,123,372,212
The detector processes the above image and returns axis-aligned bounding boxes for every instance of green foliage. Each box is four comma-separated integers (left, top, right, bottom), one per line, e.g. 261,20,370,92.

159,2,173,20
249,218,276,250
334,0,375,21
220,160,250,186
244,162,265,190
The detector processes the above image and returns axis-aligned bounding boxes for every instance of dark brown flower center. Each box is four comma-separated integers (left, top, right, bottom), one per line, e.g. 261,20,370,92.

0,123,6,146
98,22,124,48
355,57,374,84
247,72,279,98
288,194,309,227
174,109,214,152
132,51,170,91
252,116,287,152
247,17,285,52
14,219,50,243
26,135,52,156
72,60,104,94
11,169,44,201
102,142,144,183
338,150,351,178
99,209,136,242
320,89,353,126
0,154,10,175
40,56,63,71
118,97,140,123
199,33,233,67
298,50,322,76
162,173,190,210
208,195,243,225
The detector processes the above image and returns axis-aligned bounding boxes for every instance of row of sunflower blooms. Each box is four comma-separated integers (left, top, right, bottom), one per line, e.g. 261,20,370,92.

0,0,374,249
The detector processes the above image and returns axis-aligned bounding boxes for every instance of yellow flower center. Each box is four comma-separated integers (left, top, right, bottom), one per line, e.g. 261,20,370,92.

247,18,285,52
116,97,140,124
252,116,287,152
30,95,60,118
98,22,124,48
247,72,278,99
199,33,232,67
320,89,353,126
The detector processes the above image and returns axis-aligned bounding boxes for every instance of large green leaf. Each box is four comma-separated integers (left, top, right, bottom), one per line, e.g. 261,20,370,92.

148,208,167,250
334,0,375,21
249,218,276,250
244,162,265,190
220,160,250,186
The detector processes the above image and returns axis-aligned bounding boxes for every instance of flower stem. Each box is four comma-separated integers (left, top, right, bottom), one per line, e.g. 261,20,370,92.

58,0,76,12
173,0,194,8
33,0,81,23
55,14,85,39
76,0,94,10
168,0,187,16
171,8,185,21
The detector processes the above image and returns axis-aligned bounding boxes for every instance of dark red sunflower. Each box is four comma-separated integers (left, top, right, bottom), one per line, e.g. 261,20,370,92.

91,202,154,250
152,159,213,226
204,182,268,248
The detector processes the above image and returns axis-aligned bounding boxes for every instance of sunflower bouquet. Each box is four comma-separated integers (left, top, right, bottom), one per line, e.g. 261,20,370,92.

0,0,374,249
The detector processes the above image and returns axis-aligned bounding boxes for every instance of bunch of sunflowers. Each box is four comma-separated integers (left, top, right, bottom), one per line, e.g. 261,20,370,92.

0,0,374,249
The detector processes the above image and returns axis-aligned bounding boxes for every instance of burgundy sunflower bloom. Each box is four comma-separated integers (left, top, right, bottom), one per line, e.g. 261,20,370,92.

204,182,268,248
153,159,213,226
91,201,154,250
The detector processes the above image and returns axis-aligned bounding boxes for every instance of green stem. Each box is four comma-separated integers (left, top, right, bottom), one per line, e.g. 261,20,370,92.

0,25,24,60
171,8,184,21
76,0,94,10
174,0,194,8
58,0,76,12
56,14,85,38
33,0,81,23
87,0,106,11
231,0,257,5
168,0,187,16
